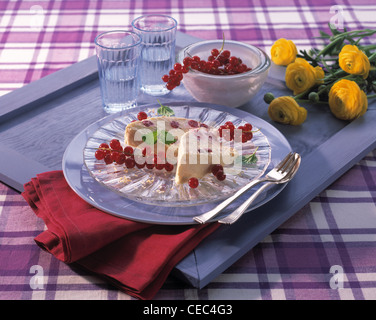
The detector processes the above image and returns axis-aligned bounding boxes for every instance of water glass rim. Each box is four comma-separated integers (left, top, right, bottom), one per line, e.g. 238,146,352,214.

131,14,178,33
94,30,142,50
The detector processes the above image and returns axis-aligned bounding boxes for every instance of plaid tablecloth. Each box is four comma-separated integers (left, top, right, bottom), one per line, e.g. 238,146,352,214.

1,0,376,300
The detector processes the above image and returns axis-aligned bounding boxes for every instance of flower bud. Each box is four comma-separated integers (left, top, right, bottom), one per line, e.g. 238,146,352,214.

263,92,275,104
308,92,319,103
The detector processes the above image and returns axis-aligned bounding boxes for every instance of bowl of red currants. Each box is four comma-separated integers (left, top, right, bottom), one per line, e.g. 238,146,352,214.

175,40,271,108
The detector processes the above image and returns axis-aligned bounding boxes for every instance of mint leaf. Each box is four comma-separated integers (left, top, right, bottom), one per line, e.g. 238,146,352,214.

242,147,259,164
142,130,158,145
157,100,175,117
158,130,177,145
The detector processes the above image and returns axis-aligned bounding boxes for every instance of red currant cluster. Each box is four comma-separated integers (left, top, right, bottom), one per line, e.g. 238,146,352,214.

162,47,252,91
188,49,252,75
95,139,135,168
95,138,174,172
162,63,189,90
218,121,254,143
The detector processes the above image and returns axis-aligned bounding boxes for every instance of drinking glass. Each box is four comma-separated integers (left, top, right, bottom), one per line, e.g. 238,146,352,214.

95,30,141,113
132,15,177,96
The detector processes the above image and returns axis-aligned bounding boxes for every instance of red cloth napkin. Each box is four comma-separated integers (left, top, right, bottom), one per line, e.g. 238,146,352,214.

22,171,219,300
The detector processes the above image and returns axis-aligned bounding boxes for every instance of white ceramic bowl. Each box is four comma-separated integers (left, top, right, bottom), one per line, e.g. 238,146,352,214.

177,40,271,108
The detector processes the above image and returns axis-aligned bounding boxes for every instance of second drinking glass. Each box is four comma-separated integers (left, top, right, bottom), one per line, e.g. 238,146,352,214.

132,15,177,96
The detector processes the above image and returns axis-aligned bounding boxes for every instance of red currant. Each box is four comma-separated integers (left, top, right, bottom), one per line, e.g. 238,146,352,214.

211,48,219,57
216,171,226,181
125,157,135,169
116,153,126,165
190,61,199,70
229,56,238,65
243,123,253,131
95,150,105,160
104,154,113,164
110,151,120,163
165,163,174,172
137,111,148,121
142,120,153,127
155,163,165,170
244,131,253,141
123,146,134,156
183,57,192,66
188,177,199,188
188,119,199,128
170,120,179,128
224,121,235,130
218,126,224,137
174,63,182,71
199,60,206,69
162,74,169,82
109,139,121,150
166,82,175,90
181,66,189,73
99,143,109,150
136,161,146,169
146,163,155,170
213,60,220,68
211,164,223,176
221,50,231,59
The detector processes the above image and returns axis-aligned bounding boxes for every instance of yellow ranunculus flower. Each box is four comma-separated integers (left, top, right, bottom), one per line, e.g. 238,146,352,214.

314,66,325,84
268,96,307,125
339,45,370,79
285,58,324,95
328,79,368,120
270,38,297,66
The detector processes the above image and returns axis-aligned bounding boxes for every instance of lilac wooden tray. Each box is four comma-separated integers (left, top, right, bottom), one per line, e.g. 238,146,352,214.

1,32,375,290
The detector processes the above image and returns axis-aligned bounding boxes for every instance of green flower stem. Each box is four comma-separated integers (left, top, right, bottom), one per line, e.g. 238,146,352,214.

359,44,376,51
295,98,329,105
319,58,339,61
368,52,376,62
367,94,376,99
292,88,312,100
324,69,347,80
314,28,376,61
315,36,344,59
331,29,376,41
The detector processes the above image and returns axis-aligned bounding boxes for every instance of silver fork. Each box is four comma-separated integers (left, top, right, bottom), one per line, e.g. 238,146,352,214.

218,152,301,224
193,152,298,224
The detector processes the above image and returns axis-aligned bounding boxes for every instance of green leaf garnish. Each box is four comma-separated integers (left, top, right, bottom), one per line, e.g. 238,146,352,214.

157,100,175,117
158,130,177,145
242,147,259,164
142,130,158,145
142,129,177,146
